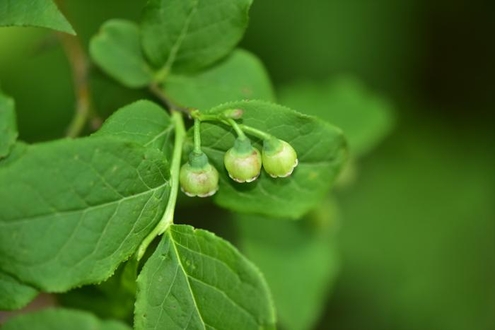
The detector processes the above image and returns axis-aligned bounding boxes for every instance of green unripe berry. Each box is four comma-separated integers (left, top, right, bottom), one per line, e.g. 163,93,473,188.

262,139,298,178
180,152,219,197
224,138,262,183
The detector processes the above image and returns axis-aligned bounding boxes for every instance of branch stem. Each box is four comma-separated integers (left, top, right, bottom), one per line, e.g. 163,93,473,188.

136,111,185,260
58,32,96,138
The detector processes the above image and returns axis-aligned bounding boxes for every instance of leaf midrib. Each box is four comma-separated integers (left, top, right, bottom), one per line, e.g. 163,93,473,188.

168,228,261,328
160,0,199,75
0,182,169,224
144,125,174,147
167,229,208,330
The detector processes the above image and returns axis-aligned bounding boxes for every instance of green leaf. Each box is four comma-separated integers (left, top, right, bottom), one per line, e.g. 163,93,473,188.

0,137,170,292
141,0,253,74
164,49,275,109
90,20,154,88
58,260,138,321
278,76,394,157
92,100,173,150
0,91,18,159
2,308,132,330
0,270,38,310
0,0,75,35
235,198,341,330
135,224,276,330
0,142,28,167
191,100,347,219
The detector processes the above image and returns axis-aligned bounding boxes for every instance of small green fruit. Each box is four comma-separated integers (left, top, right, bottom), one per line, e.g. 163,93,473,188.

224,138,262,183
262,139,298,178
180,152,219,197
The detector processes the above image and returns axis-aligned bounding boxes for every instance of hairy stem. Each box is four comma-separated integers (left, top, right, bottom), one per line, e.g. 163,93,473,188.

136,111,185,260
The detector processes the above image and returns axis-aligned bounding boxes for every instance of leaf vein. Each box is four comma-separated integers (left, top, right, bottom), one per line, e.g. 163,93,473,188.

168,230,207,330
0,183,168,225
186,274,258,325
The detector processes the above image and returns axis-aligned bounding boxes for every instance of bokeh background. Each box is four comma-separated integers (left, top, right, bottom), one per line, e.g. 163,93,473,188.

0,0,493,329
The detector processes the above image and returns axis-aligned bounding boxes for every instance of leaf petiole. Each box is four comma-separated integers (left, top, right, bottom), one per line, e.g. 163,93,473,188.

149,82,190,115
136,110,185,260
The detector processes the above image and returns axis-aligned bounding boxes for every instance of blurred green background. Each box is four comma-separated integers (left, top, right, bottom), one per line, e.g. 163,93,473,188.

0,0,493,329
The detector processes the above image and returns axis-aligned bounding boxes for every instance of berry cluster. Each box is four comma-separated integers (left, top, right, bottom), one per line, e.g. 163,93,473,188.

179,110,298,197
